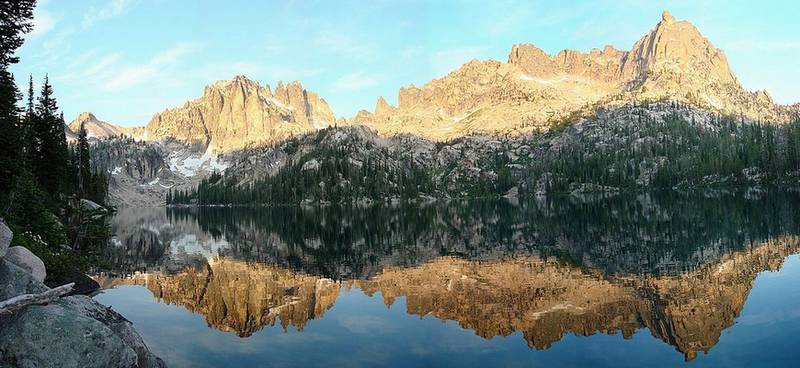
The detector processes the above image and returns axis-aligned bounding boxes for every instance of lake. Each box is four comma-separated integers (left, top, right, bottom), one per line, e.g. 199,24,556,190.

94,190,800,367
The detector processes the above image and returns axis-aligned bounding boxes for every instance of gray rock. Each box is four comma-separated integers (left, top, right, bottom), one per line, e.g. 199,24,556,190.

504,186,519,198
0,261,166,367
56,296,167,368
0,260,48,301
0,297,138,368
80,199,106,212
4,247,46,282
0,220,11,258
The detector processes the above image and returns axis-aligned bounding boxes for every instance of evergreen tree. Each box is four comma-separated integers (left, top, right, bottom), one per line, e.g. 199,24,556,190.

0,0,35,208
32,75,68,199
77,121,91,196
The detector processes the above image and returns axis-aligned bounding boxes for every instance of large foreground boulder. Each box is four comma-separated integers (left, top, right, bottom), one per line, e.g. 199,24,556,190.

3,247,46,282
0,294,166,368
0,224,166,368
0,297,139,367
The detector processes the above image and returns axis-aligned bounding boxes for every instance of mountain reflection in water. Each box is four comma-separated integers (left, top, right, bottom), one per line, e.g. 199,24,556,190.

98,190,800,363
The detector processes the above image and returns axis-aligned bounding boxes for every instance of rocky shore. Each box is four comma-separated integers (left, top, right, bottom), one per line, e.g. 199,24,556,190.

0,220,165,368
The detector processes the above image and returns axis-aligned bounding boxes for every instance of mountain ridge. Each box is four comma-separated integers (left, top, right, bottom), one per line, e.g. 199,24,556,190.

356,10,794,140
74,11,796,153
66,112,144,140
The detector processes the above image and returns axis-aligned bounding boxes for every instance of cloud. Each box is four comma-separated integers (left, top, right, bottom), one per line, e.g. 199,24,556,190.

83,0,137,28
60,52,122,82
330,71,383,92
105,42,200,91
429,47,488,77
30,8,57,36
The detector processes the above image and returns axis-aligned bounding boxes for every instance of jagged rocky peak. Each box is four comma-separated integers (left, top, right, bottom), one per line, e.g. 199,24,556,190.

375,96,395,115
66,112,143,139
507,43,626,83
357,10,793,140
622,10,738,89
144,75,337,153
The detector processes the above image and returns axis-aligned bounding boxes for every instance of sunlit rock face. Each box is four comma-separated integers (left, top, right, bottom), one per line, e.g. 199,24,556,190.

66,112,144,140
143,76,336,153
101,236,800,360
357,12,794,140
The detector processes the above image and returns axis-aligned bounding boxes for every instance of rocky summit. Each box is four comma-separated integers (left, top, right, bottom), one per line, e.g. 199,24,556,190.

143,76,337,153
66,112,143,140
355,11,794,140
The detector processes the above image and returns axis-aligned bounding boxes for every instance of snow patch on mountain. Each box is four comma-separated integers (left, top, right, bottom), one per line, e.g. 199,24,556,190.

168,146,228,178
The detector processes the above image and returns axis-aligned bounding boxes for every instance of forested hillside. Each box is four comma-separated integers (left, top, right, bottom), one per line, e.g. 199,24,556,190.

169,102,800,206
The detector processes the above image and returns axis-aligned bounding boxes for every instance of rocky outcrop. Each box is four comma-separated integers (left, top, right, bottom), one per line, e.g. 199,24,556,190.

0,221,165,367
89,136,224,206
143,76,336,153
66,112,144,140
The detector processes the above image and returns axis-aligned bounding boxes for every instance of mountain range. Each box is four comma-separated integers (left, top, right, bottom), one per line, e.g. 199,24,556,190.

63,11,800,205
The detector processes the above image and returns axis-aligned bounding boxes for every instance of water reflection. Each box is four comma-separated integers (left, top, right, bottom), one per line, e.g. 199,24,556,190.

99,190,800,362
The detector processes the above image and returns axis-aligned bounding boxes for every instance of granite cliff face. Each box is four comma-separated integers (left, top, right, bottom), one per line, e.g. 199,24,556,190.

143,76,336,153
357,11,794,139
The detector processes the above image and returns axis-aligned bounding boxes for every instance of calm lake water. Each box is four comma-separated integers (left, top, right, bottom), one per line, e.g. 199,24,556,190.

94,191,800,367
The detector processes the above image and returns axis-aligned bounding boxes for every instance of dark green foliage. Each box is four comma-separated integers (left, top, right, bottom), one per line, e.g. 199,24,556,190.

172,114,800,206
0,68,22,204
0,0,35,67
527,112,800,193
170,131,439,205
0,0,111,277
77,122,92,195
31,76,68,199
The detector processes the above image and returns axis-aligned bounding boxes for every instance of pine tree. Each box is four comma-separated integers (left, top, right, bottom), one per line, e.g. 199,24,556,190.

32,75,68,199
0,0,36,208
20,75,34,156
77,121,92,197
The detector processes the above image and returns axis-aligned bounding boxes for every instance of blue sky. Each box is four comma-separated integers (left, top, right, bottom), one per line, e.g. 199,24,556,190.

11,0,800,126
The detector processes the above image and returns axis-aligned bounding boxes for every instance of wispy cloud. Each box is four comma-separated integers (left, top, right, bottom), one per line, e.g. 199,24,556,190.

60,51,122,82
105,42,201,91
83,0,137,28
30,7,57,36
330,71,383,92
